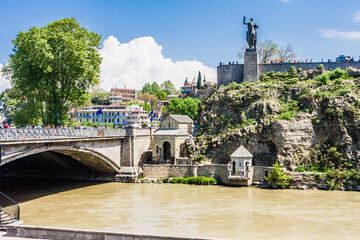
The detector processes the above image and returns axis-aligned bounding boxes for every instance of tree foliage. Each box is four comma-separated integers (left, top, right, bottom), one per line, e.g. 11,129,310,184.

142,80,179,95
197,71,202,89
168,97,201,120
3,17,102,126
141,82,161,95
277,43,296,62
137,92,158,109
257,39,278,63
266,162,292,189
90,89,110,105
156,90,167,100
238,39,296,63
160,80,178,95
0,88,43,125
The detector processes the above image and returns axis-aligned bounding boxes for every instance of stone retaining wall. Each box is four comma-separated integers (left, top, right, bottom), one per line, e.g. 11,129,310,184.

143,164,229,184
252,166,273,183
6,225,210,240
197,164,228,183
143,164,273,185
142,164,196,179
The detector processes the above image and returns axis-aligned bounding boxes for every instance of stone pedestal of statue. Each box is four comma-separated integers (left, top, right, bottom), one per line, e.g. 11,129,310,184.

244,49,258,82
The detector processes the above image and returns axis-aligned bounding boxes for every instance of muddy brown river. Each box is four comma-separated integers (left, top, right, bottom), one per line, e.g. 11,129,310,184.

1,179,359,240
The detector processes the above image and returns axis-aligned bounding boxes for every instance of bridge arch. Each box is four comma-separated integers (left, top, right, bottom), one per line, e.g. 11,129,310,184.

1,145,120,173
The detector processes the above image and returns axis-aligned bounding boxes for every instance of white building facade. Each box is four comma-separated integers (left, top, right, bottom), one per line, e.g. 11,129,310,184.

77,105,149,127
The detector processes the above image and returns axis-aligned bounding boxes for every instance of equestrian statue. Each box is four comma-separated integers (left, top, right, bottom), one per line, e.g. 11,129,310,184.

243,16,259,49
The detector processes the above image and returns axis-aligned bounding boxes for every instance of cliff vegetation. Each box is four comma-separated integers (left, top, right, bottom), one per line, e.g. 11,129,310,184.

192,65,360,189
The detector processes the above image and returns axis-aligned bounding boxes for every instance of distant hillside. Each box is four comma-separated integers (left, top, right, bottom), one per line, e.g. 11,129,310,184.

192,66,360,172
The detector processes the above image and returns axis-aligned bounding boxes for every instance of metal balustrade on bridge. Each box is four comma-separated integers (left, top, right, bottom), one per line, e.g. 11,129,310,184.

0,128,127,141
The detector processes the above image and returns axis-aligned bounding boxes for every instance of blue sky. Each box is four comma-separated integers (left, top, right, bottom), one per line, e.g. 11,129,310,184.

0,0,359,90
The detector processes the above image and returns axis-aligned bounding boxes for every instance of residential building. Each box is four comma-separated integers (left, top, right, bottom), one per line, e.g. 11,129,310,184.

181,83,197,98
180,76,215,98
109,88,137,104
155,100,168,116
77,104,149,127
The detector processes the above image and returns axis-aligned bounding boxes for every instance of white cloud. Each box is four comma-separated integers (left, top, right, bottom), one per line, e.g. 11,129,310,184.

281,0,292,2
320,29,360,40
0,64,11,92
99,36,216,91
353,11,360,23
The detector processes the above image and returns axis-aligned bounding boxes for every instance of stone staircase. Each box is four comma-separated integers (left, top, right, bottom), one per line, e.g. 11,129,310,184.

115,167,138,182
0,207,17,227
0,191,21,229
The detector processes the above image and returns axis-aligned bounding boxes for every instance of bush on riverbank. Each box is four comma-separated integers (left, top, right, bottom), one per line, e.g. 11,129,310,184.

266,163,292,189
169,176,217,185
295,145,360,190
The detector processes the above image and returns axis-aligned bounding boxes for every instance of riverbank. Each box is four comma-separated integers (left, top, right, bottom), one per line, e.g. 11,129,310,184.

137,171,360,191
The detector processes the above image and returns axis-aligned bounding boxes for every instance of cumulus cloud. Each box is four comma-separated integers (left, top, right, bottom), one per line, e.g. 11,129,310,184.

100,36,216,91
320,29,360,40
353,11,360,23
0,64,11,92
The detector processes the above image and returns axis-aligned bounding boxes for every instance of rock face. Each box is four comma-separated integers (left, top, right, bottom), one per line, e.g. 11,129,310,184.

193,67,360,170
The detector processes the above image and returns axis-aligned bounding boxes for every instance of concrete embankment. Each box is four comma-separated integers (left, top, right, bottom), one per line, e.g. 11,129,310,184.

5,225,212,240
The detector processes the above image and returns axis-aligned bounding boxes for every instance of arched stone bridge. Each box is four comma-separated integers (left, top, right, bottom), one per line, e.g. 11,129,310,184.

0,128,151,181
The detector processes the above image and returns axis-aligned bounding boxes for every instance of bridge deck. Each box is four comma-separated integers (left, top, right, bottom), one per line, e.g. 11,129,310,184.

0,129,126,141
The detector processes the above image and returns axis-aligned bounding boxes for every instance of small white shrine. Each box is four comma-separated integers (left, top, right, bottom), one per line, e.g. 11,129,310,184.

227,145,253,186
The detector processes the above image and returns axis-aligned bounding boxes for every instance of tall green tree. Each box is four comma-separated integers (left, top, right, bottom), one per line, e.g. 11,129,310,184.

197,71,202,89
168,97,201,120
156,90,167,100
3,17,102,126
141,82,161,95
160,80,178,95
141,83,152,94
151,82,161,94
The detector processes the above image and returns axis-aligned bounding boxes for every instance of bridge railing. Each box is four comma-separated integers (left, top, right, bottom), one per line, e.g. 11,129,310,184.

0,128,126,141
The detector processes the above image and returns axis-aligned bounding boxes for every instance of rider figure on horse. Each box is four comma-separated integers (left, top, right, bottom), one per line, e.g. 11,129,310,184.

243,16,259,49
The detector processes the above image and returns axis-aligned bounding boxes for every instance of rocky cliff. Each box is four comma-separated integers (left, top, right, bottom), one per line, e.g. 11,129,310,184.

192,66,360,171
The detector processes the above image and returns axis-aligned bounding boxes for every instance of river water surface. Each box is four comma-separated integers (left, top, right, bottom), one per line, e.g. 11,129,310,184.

1,179,360,240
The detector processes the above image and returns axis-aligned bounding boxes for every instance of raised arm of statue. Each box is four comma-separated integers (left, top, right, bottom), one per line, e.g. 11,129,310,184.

243,16,247,25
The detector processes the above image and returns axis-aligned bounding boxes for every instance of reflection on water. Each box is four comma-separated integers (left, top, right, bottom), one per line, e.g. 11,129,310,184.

1,179,360,240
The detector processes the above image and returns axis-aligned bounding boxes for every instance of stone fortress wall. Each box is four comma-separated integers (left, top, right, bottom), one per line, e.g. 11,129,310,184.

217,61,360,86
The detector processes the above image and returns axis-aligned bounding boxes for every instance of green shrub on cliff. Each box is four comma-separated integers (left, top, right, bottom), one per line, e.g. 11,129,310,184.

316,68,349,86
266,163,292,189
317,64,325,71
275,100,300,120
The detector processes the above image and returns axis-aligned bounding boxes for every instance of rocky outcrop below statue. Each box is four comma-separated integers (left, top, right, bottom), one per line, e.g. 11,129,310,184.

192,66,360,190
